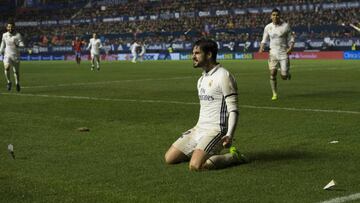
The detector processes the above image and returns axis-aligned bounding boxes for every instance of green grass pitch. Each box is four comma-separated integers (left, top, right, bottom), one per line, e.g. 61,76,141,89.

0,59,359,202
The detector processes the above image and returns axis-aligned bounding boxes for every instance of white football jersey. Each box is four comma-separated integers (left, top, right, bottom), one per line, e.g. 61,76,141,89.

139,45,146,56
130,42,141,54
261,21,294,60
87,38,102,55
196,64,238,134
0,32,24,57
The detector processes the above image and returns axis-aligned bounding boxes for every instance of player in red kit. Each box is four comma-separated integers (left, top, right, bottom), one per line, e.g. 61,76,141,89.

72,37,84,65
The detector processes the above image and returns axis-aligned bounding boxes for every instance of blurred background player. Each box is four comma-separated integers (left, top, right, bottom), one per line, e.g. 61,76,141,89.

259,8,295,101
87,33,102,71
72,36,84,65
130,40,145,63
138,42,146,62
350,23,360,33
0,21,24,92
130,40,140,63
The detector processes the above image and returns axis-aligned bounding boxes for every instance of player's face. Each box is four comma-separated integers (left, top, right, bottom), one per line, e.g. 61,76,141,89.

93,33,97,39
6,24,14,34
271,12,280,24
192,46,208,68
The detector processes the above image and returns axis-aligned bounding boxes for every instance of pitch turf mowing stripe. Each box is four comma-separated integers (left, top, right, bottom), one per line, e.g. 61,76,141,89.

21,76,195,89
319,193,360,203
20,65,359,89
240,105,360,115
1,92,360,115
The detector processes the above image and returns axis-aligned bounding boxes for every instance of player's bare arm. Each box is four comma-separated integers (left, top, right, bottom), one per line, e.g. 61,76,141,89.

287,42,295,54
350,23,360,32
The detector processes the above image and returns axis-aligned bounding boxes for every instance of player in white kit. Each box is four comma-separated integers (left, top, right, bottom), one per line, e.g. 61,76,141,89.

164,39,247,171
130,40,145,63
0,22,24,92
87,33,102,71
259,8,295,100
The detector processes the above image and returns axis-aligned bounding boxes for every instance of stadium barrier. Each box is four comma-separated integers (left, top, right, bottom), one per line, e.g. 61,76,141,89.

18,38,360,53
15,51,360,61
254,51,344,60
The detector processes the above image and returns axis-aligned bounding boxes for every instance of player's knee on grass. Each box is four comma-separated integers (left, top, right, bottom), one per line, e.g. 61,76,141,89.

164,151,177,164
164,147,188,164
189,162,202,171
164,153,180,164
164,155,172,164
189,149,208,171
189,157,203,171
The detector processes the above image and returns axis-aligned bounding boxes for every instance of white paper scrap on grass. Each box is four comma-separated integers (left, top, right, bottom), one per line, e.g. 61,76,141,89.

8,144,13,152
323,180,336,190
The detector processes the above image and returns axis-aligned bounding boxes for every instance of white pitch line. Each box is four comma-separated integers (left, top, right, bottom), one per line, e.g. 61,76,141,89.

319,193,360,203
22,76,195,89
240,105,360,115
1,92,359,115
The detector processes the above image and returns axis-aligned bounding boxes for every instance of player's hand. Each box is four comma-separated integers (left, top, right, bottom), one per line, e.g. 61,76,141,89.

221,135,232,148
258,48,264,53
286,48,292,55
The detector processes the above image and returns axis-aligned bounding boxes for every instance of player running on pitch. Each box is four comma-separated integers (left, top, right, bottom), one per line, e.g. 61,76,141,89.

259,8,295,100
87,33,103,71
0,21,24,92
72,36,84,65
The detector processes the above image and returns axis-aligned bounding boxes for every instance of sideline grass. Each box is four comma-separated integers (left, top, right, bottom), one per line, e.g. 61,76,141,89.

0,60,359,202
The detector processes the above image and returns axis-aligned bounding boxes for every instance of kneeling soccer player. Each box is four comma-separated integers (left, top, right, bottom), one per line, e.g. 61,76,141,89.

164,39,247,171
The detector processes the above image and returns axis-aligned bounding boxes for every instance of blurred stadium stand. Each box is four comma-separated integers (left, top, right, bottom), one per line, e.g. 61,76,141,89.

1,0,359,55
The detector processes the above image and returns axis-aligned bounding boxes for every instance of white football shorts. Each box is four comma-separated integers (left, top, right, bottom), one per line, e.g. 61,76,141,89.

268,54,290,76
172,126,224,157
3,55,20,67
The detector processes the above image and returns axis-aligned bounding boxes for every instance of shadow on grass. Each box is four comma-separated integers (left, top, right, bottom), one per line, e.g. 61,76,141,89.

326,188,347,191
245,149,318,163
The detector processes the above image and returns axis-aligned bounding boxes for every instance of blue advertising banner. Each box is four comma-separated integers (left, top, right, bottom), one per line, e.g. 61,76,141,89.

343,51,360,60
20,55,65,61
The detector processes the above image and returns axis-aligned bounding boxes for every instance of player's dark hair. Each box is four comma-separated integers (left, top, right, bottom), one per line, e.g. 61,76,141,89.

193,39,218,62
7,20,15,26
272,8,281,14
